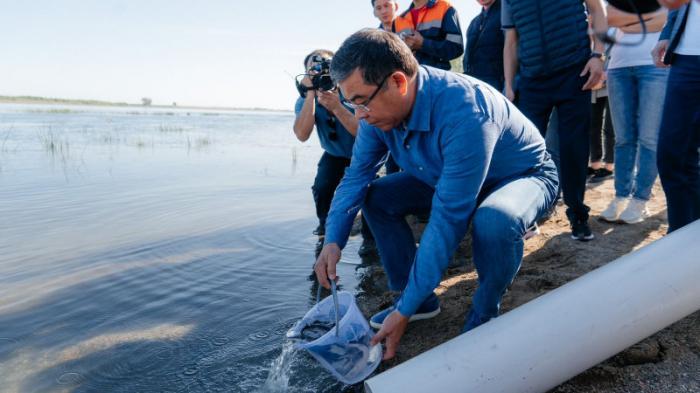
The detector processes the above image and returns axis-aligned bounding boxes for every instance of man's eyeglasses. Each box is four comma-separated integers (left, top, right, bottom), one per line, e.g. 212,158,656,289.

342,73,391,112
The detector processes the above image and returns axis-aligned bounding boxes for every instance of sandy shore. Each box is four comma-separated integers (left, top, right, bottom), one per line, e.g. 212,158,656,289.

354,178,700,392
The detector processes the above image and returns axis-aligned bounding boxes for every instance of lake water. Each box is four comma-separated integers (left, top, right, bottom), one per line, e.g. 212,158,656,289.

0,104,376,392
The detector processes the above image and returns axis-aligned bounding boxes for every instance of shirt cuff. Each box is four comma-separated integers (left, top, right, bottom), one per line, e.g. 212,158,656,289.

396,290,423,317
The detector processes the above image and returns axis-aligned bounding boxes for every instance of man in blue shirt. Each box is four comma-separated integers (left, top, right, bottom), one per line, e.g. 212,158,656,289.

314,29,558,359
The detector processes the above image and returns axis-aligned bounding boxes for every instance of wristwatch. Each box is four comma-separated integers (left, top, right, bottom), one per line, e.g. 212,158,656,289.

591,51,605,61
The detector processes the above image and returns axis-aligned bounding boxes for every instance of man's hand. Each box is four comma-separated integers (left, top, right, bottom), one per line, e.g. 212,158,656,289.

301,75,313,88
504,85,516,102
591,71,607,91
316,89,342,114
652,40,670,68
581,57,605,90
370,310,409,360
314,243,341,289
403,31,424,51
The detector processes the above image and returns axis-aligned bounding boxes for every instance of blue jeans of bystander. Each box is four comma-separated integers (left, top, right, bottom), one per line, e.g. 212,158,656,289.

607,65,669,201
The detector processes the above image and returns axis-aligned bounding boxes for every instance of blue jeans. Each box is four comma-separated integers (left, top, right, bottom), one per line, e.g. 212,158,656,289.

362,161,558,332
657,55,700,232
607,65,669,201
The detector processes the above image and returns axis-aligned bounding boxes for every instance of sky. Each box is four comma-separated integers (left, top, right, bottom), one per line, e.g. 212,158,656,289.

0,1,481,110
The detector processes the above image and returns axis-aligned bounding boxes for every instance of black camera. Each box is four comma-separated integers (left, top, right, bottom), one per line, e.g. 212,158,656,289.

296,55,336,97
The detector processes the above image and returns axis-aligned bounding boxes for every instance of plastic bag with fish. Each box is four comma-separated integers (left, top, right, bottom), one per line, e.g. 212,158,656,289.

287,289,382,385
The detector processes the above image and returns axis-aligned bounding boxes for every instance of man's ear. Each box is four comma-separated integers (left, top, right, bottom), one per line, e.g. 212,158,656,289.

391,72,409,95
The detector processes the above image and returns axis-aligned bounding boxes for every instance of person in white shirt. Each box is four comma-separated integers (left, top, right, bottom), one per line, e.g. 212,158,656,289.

599,5,669,224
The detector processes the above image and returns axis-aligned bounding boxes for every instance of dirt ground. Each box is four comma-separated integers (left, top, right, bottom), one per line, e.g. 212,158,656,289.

354,178,700,392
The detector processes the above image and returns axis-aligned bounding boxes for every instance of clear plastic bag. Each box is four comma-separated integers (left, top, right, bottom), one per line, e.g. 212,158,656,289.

287,283,382,385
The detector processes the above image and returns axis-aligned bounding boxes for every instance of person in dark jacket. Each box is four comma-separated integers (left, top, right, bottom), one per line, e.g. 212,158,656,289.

502,0,607,241
651,1,700,232
463,0,505,91
393,0,464,70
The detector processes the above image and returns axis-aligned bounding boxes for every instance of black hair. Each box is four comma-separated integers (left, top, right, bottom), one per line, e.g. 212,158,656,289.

330,29,418,85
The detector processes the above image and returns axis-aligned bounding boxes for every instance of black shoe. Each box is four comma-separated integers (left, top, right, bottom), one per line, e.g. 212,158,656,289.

588,168,613,184
587,166,596,176
358,238,378,257
570,218,594,241
313,224,325,237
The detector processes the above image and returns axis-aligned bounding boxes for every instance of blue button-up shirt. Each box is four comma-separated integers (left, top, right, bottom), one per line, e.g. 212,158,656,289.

324,66,548,317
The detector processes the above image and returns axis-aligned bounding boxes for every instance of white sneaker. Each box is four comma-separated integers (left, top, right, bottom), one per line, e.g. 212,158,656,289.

619,198,649,224
600,197,629,222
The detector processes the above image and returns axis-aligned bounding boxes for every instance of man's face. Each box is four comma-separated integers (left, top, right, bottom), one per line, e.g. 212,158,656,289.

373,0,398,24
476,0,496,7
339,69,408,132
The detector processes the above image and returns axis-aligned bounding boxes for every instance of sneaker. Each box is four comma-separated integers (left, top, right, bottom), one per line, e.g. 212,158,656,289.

599,197,629,222
357,238,378,257
313,224,325,237
588,168,613,184
369,297,441,330
587,166,597,177
570,218,594,241
523,223,540,240
619,198,649,224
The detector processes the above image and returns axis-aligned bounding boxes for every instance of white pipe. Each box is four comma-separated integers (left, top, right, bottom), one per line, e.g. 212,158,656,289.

365,220,700,393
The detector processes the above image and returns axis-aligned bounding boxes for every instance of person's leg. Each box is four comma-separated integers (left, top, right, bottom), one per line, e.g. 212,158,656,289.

553,65,592,226
464,162,558,331
631,65,669,201
516,77,555,137
362,172,434,291
545,109,561,182
590,98,605,167
312,153,349,232
657,55,700,231
602,98,616,169
607,67,638,199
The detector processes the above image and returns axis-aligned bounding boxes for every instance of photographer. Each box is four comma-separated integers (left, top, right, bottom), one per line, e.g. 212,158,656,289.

293,49,376,255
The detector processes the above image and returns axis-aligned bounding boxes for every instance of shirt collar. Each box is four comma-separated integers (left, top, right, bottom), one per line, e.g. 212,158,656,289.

403,66,432,133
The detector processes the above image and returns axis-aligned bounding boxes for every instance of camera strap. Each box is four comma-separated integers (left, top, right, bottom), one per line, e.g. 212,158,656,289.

296,80,309,99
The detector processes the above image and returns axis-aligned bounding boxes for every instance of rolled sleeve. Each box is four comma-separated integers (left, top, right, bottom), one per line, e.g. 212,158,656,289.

323,123,386,249
294,96,304,114
501,0,515,29
397,119,499,317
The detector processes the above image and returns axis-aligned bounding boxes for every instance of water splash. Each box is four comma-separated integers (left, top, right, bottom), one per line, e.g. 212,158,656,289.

258,341,298,392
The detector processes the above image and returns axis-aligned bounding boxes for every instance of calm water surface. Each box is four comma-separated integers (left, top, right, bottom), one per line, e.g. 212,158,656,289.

0,104,375,392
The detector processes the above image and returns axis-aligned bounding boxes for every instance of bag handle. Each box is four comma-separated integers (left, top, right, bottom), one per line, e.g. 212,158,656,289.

315,280,341,337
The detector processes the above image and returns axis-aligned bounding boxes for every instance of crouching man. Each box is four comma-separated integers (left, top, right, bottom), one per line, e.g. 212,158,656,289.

314,29,558,359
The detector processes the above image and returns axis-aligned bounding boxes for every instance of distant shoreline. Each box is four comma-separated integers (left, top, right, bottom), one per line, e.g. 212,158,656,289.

0,95,291,113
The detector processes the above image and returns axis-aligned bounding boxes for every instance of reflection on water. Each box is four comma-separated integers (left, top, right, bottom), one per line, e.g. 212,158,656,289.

0,104,374,392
